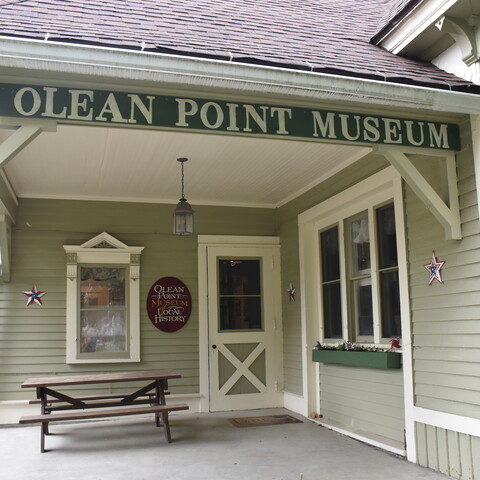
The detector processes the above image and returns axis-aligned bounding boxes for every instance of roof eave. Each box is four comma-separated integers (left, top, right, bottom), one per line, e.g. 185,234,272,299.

371,0,458,53
0,36,479,115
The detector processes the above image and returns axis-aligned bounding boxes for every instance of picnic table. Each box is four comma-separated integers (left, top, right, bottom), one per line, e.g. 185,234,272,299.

19,369,189,453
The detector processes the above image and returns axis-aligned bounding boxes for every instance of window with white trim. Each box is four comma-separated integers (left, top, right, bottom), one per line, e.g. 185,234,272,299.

319,201,401,344
64,232,143,363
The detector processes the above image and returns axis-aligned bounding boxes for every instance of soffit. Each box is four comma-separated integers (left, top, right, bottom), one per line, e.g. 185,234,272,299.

0,125,370,208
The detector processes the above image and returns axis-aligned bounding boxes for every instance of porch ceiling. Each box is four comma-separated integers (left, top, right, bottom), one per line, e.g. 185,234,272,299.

0,124,370,208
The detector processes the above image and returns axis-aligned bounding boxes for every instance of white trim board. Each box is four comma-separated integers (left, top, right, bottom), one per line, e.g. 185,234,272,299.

413,406,480,438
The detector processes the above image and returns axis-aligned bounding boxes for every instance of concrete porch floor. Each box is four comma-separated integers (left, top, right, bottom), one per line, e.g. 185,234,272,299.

1,408,448,480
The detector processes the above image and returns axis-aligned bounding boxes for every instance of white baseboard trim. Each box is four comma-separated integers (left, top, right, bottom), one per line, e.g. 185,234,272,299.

312,418,406,457
283,391,306,416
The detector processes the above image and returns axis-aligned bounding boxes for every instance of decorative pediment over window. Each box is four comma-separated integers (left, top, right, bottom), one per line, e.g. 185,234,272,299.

63,232,144,281
79,232,130,250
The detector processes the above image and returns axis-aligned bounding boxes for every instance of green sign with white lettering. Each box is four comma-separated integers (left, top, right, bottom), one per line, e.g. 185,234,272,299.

0,83,460,150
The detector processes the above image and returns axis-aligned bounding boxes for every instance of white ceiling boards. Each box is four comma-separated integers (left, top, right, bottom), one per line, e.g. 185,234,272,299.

0,124,370,208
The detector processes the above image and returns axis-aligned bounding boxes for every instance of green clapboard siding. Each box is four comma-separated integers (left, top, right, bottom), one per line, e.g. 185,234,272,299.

416,423,480,479
319,364,405,447
405,126,480,422
0,198,276,401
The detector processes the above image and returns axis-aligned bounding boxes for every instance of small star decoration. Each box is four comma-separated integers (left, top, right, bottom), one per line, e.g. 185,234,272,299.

288,283,296,302
424,251,445,286
23,284,46,306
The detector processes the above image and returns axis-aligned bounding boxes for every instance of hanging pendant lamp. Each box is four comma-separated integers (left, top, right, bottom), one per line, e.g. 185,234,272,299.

173,157,194,235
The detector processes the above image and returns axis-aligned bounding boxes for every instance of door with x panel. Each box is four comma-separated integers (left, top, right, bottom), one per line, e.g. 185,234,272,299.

208,245,282,411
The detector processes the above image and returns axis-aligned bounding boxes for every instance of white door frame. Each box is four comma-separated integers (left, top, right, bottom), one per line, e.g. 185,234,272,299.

198,235,282,412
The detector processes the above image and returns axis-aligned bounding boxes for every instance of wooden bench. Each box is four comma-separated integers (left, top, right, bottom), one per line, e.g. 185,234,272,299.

20,403,189,452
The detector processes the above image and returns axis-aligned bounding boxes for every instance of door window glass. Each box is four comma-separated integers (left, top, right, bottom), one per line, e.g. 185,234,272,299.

218,259,262,330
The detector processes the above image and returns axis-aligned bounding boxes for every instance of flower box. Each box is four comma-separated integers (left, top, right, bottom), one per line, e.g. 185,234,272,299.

312,349,401,369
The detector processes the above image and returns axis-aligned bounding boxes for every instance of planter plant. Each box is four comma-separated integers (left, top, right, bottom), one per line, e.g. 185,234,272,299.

312,341,402,369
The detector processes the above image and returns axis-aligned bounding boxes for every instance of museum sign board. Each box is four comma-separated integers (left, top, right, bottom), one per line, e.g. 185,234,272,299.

0,83,460,150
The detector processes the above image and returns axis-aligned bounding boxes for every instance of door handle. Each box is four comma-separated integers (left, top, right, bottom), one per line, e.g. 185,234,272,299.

212,344,217,349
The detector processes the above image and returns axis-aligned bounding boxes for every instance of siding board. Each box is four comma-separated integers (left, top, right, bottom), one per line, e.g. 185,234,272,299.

414,321,480,334
459,434,474,480
416,423,428,467
426,425,439,471
437,427,450,476
415,359,480,377
472,436,480,479
447,429,461,479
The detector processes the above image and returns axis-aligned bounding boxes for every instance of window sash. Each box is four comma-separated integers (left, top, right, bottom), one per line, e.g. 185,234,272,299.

78,265,130,358
319,201,400,345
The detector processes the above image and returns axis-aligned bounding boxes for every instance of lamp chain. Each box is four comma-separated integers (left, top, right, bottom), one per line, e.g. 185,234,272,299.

181,160,185,200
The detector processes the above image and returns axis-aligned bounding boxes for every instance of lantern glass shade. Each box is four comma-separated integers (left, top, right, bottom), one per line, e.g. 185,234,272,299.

173,199,194,235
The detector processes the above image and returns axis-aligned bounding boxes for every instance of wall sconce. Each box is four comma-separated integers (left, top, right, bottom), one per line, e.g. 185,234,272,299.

173,157,194,235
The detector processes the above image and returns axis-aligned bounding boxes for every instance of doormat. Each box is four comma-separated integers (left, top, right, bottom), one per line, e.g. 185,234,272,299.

228,415,303,428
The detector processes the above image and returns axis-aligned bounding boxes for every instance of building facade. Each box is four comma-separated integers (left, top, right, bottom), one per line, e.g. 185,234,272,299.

0,1,480,478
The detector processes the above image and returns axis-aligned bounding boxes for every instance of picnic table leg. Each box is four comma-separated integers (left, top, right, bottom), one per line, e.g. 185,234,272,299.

39,387,49,435
156,380,173,442
154,381,161,427
40,421,48,453
161,410,172,443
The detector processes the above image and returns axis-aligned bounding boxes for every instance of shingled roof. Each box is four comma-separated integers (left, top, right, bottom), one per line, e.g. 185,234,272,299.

0,0,477,93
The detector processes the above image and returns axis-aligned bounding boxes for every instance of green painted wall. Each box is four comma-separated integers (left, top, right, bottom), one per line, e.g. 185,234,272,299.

406,118,480,421
416,423,480,479
0,199,276,400
277,153,389,395
320,364,405,447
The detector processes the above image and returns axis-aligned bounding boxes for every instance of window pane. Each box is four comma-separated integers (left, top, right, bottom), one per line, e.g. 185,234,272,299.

380,270,401,338
219,260,260,296
377,203,398,269
80,267,126,307
321,227,339,282
219,297,262,330
353,279,373,336
80,310,126,353
218,259,262,331
350,215,370,276
322,282,342,338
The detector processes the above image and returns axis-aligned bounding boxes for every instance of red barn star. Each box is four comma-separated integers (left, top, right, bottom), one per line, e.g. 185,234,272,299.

23,285,46,306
